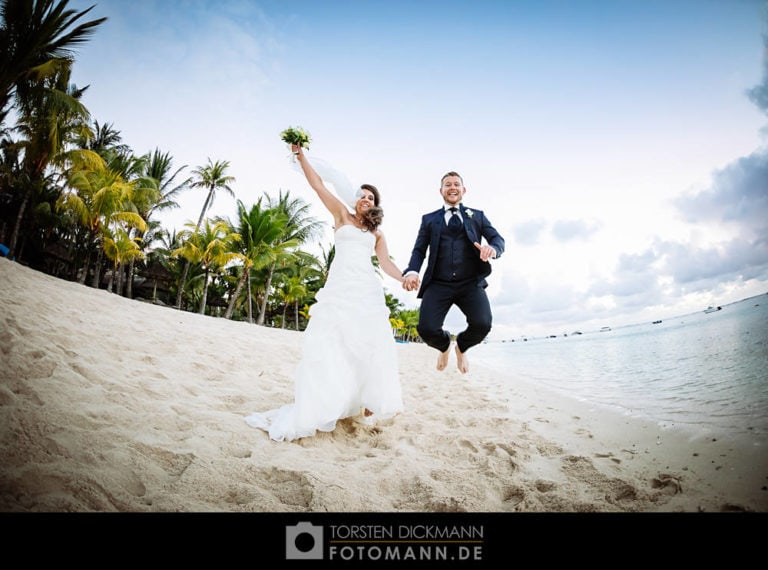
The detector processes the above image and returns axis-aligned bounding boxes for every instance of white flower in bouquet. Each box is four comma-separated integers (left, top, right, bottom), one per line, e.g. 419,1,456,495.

280,126,311,149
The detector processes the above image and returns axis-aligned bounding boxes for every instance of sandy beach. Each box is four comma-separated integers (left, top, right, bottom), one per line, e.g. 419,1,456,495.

1,257,766,513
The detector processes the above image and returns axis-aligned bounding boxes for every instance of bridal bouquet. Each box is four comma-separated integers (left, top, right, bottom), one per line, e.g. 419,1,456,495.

280,126,311,149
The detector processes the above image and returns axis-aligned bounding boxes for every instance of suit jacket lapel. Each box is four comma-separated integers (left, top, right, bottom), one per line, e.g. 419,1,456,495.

430,208,444,243
459,204,478,243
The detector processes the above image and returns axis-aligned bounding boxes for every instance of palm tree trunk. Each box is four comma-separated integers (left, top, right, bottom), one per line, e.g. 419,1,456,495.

176,190,213,309
126,257,135,298
106,264,115,293
91,247,104,288
78,249,90,284
225,269,248,319
281,303,287,329
116,262,124,295
256,264,275,326
78,233,93,284
247,272,253,324
295,300,300,330
199,267,210,314
16,236,26,261
195,190,213,233
7,187,31,260
175,259,191,309
66,238,78,281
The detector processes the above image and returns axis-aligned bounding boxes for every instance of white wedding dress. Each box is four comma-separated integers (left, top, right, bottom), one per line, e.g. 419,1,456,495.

245,220,403,442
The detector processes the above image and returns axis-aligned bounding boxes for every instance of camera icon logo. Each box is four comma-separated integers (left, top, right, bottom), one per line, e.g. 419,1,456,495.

285,522,324,560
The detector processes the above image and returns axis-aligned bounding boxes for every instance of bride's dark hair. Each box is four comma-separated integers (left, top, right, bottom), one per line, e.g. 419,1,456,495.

359,184,383,232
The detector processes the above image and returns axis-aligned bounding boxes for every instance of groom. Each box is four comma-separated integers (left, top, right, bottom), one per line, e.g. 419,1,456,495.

402,171,505,373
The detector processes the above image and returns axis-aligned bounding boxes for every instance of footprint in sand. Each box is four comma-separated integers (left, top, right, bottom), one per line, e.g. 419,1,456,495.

226,445,253,459
595,452,622,464
575,428,593,438
502,486,526,507
256,466,314,508
561,455,639,503
223,485,258,506
131,442,196,478
535,480,557,493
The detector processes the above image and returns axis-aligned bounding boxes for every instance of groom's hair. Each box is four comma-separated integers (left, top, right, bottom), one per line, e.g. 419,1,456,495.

359,184,383,231
441,171,463,185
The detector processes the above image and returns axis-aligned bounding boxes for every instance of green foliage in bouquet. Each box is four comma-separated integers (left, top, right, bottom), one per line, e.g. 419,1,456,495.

281,126,311,148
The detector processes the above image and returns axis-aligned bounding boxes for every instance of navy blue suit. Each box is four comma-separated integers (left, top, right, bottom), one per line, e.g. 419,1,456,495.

404,204,505,353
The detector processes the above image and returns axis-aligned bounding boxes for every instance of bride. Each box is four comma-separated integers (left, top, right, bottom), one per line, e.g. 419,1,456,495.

245,142,407,441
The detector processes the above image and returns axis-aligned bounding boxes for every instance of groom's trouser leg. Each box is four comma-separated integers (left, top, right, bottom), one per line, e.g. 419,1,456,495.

454,282,492,353
417,281,454,353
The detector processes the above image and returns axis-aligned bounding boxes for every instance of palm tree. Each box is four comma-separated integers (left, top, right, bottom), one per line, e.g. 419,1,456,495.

0,0,107,125
121,148,190,298
172,217,241,314
0,135,22,244
390,316,405,339
121,167,160,297
318,241,335,285
80,140,158,295
256,190,323,325
101,146,190,297
7,58,96,260
384,292,404,316
72,122,169,296
175,158,235,309
75,120,128,155
256,246,297,326
282,253,321,330
266,189,323,244
143,226,181,303
396,308,420,342
224,198,297,321
57,164,145,286
143,148,191,220
102,226,143,294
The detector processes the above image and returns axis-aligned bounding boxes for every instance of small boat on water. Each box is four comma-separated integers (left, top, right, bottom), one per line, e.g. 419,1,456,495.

704,306,722,314
599,326,611,332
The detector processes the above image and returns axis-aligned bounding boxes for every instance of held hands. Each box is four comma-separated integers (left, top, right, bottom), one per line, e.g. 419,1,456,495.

474,242,496,262
402,273,420,292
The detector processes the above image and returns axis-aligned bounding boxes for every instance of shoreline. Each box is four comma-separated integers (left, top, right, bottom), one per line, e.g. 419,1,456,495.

467,368,768,511
1,258,766,512
474,352,767,447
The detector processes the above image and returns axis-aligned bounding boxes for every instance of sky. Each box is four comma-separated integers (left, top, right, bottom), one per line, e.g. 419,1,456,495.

63,0,768,339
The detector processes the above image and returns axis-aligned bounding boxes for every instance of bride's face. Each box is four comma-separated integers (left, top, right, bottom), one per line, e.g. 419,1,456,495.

356,189,376,215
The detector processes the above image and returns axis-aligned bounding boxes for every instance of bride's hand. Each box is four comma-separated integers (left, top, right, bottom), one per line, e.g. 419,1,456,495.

291,143,302,156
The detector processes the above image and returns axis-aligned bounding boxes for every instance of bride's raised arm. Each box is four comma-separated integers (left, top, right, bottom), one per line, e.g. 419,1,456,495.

292,144,352,226
291,145,363,206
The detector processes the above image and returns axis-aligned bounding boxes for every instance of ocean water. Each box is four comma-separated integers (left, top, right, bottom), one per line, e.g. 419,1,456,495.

473,294,768,441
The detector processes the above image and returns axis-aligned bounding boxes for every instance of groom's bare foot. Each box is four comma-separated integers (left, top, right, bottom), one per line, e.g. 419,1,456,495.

437,347,450,371
455,345,469,374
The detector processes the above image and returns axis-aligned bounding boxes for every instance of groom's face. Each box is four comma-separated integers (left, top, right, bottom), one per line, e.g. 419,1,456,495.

440,175,465,205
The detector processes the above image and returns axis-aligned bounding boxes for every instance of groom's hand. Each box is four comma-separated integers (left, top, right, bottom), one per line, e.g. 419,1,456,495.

403,274,419,291
474,242,496,262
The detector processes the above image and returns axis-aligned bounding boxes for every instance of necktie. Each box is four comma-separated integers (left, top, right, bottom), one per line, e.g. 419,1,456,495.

448,207,462,229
